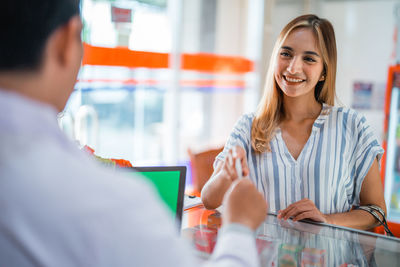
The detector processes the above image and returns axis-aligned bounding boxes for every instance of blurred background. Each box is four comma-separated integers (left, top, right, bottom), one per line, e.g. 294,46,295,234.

58,0,400,224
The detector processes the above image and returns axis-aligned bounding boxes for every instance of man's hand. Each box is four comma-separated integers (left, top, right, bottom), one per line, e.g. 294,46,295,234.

222,179,267,230
277,198,328,223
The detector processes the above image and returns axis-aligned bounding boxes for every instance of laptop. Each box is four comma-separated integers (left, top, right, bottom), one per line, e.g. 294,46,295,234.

121,166,186,228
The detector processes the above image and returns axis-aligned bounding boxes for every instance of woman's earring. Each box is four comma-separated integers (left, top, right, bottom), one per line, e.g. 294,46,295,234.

320,75,325,81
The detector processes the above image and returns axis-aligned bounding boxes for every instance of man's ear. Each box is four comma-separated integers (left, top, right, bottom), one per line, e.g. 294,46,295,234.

50,15,82,68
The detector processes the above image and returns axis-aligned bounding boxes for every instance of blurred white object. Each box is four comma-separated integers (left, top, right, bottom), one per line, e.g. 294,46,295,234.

74,105,99,149
233,146,242,179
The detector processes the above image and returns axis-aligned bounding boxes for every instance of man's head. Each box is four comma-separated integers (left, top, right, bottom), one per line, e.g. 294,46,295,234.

0,0,82,111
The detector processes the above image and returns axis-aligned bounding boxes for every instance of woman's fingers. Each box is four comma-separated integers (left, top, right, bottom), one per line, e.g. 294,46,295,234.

234,146,249,177
278,201,304,219
278,199,323,221
223,150,238,181
292,210,327,223
222,146,248,181
282,204,308,220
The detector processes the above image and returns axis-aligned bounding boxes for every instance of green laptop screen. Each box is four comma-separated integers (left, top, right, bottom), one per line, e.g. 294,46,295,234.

128,171,181,215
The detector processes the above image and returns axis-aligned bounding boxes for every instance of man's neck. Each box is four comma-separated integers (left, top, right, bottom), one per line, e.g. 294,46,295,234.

0,70,40,92
0,71,60,112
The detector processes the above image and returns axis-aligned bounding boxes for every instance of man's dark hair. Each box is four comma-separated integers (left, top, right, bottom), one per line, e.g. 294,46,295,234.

0,0,80,71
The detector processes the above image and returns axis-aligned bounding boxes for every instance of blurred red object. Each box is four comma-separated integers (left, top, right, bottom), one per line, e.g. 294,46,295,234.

194,226,218,254
82,145,132,168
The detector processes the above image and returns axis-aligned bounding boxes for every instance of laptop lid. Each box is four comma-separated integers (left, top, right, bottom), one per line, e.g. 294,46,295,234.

122,166,186,228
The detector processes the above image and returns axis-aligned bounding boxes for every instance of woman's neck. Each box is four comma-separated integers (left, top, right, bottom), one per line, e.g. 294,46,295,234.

281,96,322,123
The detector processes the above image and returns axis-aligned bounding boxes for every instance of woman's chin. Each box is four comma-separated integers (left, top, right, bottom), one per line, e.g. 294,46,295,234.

282,90,301,98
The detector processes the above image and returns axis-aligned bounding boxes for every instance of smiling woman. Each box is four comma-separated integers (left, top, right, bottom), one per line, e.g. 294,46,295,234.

274,28,325,100
201,14,388,233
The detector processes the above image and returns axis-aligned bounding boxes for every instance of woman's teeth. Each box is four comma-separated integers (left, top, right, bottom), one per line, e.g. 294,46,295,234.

285,76,303,83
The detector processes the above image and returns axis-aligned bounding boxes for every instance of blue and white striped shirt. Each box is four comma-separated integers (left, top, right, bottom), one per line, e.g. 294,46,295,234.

215,104,384,214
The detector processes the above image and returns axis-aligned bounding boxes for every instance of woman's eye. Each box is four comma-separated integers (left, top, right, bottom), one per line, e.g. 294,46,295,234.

280,52,291,57
304,57,316,62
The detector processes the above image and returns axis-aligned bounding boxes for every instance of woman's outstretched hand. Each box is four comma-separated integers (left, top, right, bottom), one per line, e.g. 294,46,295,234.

277,198,328,223
220,146,249,182
201,145,249,210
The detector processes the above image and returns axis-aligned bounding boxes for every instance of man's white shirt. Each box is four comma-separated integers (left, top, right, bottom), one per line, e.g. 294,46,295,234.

0,89,259,267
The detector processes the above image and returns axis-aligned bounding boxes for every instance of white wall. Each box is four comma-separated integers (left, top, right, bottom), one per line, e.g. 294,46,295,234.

323,1,396,142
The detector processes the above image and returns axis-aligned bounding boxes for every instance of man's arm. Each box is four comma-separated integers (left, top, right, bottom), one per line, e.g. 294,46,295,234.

204,179,267,267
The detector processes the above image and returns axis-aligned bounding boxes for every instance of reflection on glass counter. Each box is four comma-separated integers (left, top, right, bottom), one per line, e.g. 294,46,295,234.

182,207,400,266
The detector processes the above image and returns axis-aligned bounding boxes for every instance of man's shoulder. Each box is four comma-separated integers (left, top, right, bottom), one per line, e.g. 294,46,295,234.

1,136,156,207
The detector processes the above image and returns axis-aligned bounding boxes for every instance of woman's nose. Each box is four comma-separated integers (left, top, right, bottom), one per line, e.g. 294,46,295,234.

286,57,302,74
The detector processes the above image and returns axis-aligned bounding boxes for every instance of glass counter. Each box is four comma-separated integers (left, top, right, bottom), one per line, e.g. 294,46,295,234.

181,206,400,266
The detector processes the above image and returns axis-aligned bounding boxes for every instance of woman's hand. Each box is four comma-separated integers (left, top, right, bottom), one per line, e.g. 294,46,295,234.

277,198,328,223
201,145,249,210
220,146,249,182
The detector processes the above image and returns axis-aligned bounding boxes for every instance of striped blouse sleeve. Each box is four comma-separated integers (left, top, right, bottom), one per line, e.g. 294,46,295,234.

214,114,253,168
351,113,384,204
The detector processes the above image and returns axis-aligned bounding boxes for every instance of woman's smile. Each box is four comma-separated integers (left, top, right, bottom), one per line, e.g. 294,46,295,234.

283,75,305,83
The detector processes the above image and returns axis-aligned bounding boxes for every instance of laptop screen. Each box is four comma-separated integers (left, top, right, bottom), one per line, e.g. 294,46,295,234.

122,166,186,227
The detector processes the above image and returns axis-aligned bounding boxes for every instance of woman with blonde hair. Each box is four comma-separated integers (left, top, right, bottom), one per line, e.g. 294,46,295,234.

201,14,387,230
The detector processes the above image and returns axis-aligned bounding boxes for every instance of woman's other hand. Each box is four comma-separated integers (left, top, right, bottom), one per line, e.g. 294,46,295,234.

277,198,328,223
